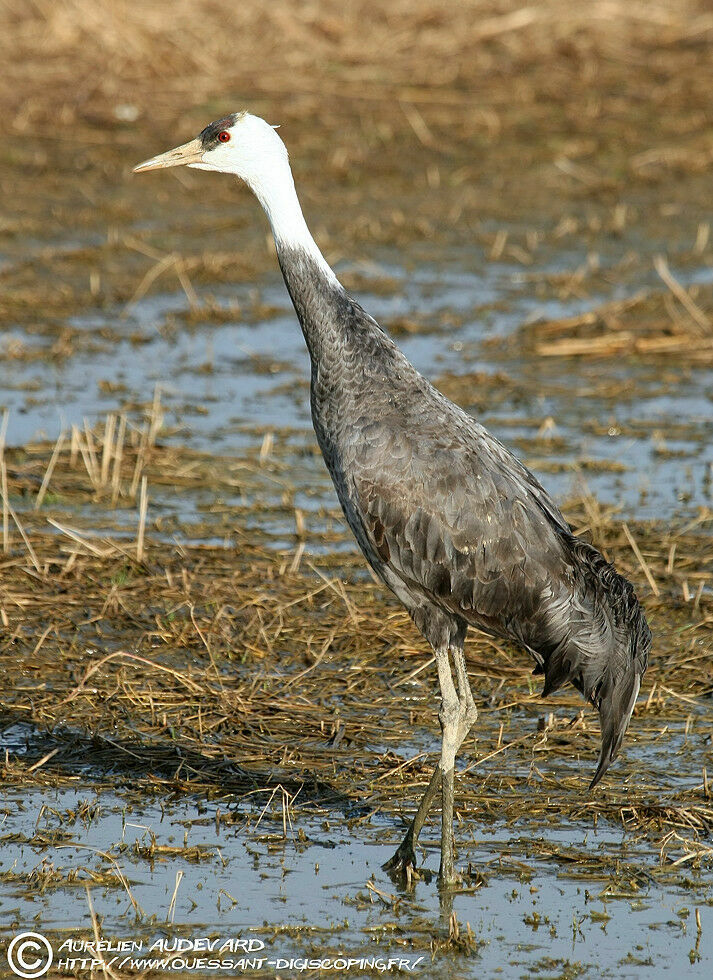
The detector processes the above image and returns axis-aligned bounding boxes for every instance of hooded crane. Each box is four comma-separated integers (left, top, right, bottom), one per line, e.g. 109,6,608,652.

134,112,650,888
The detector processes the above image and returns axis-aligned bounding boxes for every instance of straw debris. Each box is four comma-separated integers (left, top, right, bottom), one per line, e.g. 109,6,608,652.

1,414,712,880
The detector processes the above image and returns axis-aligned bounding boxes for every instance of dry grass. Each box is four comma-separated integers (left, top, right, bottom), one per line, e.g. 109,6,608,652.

512,276,713,361
1,5,712,966
4,1,713,136
0,0,710,865
1,1,713,365
1,412,713,870
3,2,713,354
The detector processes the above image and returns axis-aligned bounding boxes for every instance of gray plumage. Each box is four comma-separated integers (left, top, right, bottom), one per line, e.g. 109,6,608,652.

134,112,651,883
278,245,650,788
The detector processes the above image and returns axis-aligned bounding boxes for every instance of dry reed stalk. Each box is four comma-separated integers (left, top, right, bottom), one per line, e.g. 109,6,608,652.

289,540,305,574
35,430,65,509
46,518,115,558
123,252,177,315
85,885,122,980
636,336,713,355
372,752,428,784
391,655,436,689
0,473,41,571
26,747,60,774
0,409,8,463
529,294,644,339
694,222,710,254
59,650,206,706
84,418,101,485
622,523,660,596
77,433,100,492
259,431,274,463
166,870,184,924
536,332,635,357
490,229,508,260
189,603,225,691
100,413,116,486
60,843,144,919
30,623,53,658
70,425,80,468
136,475,148,561
307,560,360,624
111,413,127,505
400,101,437,147
1,459,8,553
130,425,149,499
148,385,163,446
654,255,711,335
175,259,200,310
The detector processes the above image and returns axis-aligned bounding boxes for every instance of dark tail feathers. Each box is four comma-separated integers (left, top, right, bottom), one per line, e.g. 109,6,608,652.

536,535,651,788
588,653,643,788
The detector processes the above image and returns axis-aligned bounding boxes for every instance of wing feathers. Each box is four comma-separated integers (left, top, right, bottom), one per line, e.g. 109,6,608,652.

355,457,650,786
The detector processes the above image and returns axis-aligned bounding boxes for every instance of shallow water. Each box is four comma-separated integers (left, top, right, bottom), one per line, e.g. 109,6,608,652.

2,251,713,532
3,228,713,978
2,683,713,980
0,774,710,979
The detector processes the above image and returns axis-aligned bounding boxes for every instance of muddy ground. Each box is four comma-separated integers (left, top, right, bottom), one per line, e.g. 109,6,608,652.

2,2,713,978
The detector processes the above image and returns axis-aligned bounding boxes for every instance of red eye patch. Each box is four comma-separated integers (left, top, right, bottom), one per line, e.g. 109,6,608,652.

218,131,231,143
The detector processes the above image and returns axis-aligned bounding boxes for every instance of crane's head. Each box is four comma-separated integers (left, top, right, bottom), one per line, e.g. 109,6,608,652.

133,111,288,186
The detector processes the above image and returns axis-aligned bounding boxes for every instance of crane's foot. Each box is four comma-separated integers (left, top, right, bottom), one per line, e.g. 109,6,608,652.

382,838,417,877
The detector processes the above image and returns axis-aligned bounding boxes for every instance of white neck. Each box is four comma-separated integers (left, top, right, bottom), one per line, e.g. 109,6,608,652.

246,161,339,284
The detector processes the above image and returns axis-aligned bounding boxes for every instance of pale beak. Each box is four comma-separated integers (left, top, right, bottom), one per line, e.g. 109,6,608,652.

133,137,203,173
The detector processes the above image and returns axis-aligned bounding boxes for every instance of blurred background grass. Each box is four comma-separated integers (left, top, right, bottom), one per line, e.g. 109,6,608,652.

3,0,713,227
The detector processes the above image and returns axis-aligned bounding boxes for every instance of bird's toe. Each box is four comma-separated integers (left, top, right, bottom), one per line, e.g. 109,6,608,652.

382,840,418,879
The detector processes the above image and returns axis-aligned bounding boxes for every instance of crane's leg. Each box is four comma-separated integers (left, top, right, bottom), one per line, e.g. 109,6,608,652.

383,641,477,885
381,765,441,876
436,645,468,888
452,644,478,733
